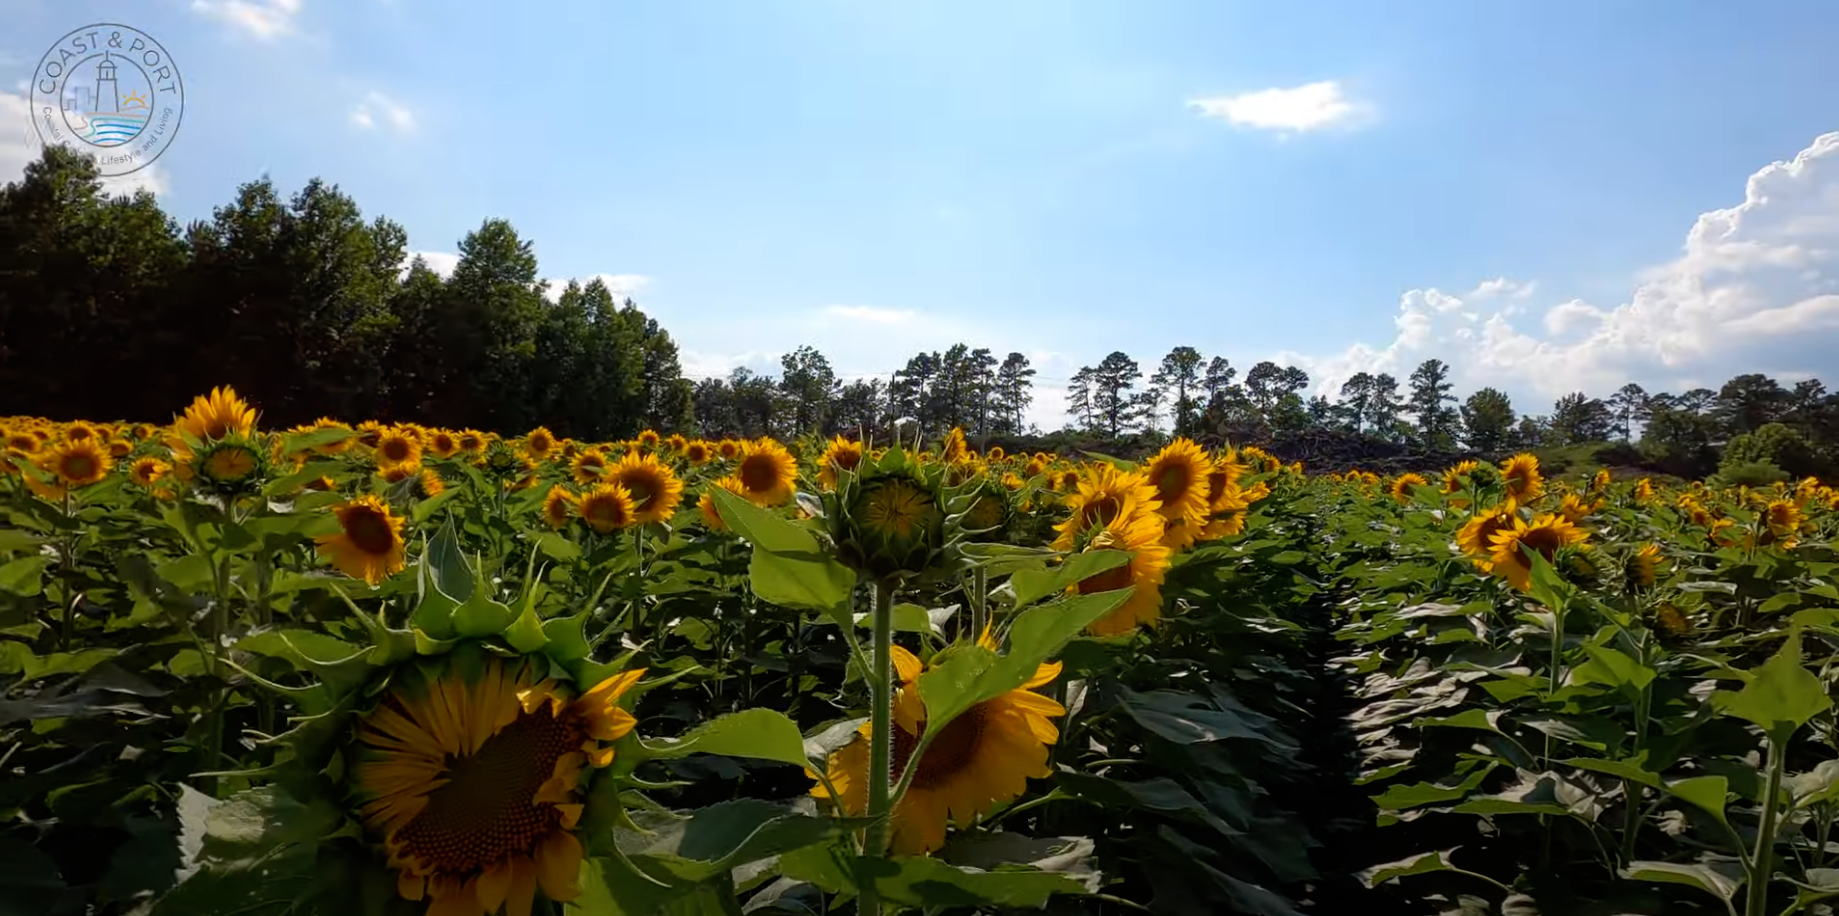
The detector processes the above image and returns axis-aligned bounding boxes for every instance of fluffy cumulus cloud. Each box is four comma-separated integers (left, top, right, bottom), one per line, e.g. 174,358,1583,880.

0,91,171,197
1282,131,1839,406
191,0,303,40
1187,81,1373,134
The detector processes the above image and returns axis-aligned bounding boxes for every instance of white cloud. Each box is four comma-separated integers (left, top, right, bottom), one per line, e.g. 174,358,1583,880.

821,304,918,324
1187,81,1371,134
192,0,303,40
1,92,170,197
401,250,458,278
1281,130,1839,407
351,92,415,135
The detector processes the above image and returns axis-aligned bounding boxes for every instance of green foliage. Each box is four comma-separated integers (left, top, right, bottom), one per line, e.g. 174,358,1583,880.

1710,459,1791,489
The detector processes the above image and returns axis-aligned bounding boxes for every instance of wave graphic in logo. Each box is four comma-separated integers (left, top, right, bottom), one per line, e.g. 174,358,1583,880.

80,114,149,146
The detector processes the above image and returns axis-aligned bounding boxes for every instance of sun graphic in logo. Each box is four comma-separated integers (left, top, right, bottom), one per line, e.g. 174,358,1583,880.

119,91,149,111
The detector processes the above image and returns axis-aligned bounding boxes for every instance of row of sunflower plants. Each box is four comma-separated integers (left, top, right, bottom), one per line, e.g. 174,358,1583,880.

1327,456,1839,914
1,387,1346,915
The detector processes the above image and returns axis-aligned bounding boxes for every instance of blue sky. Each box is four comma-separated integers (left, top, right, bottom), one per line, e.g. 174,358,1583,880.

7,0,1839,428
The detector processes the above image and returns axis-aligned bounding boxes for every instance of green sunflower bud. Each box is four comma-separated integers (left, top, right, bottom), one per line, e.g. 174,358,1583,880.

829,448,944,582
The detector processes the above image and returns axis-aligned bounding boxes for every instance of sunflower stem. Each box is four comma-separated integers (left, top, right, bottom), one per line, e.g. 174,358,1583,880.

967,564,988,640
860,579,897,915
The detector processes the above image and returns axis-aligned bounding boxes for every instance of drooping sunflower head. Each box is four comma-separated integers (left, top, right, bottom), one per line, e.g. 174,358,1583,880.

1053,464,1161,551
938,427,970,465
1633,478,1655,502
39,437,112,489
735,439,799,508
575,482,637,534
412,469,445,500
610,451,684,525
1590,468,1612,494
1499,453,1544,507
985,445,1007,462
811,638,1063,856
1142,439,1213,526
1558,491,1601,523
1488,513,1590,591
352,651,645,916
174,386,257,444
1072,507,1173,637
315,495,407,585
1388,472,1430,503
817,435,865,491
1628,543,1662,590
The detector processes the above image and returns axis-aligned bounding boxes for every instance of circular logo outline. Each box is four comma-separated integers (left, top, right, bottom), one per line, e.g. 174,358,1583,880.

29,23,185,177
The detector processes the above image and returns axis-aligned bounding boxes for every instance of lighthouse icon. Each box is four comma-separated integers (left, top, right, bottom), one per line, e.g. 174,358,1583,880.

74,51,151,148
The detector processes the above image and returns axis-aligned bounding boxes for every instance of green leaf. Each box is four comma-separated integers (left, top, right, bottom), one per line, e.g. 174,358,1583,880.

1568,645,1657,692
1357,848,1461,888
0,555,50,596
709,488,856,625
1715,631,1832,742
617,800,861,883
917,589,1125,734
1665,775,1731,826
639,708,814,768
1417,708,1506,733
1559,756,1662,789
450,587,515,639
1008,550,1128,610
0,529,42,553
1621,858,1743,903
278,425,355,456
235,629,359,668
504,601,548,654
534,531,582,562
779,844,1089,909
425,519,473,604
542,613,592,662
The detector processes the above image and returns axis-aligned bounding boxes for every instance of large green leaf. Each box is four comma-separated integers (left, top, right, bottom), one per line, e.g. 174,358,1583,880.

1008,550,1129,610
1621,858,1743,903
917,588,1127,733
616,800,863,883
1357,848,1462,888
709,488,855,625
780,842,1089,909
0,555,51,596
1715,631,1832,742
639,708,814,768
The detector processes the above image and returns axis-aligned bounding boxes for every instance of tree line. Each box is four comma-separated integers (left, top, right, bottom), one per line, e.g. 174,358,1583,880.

4,147,1834,481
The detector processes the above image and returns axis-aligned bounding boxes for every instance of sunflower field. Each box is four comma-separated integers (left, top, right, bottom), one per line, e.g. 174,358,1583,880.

4,386,1839,916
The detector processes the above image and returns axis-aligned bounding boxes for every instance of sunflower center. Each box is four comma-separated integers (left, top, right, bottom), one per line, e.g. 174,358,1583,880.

1076,561,1133,595
583,496,626,527
739,456,780,494
345,508,397,555
1156,466,1189,501
892,705,989,791
862,482,926,537
395,708,578,874
1515,528,1566,560
621,475,657,508
381,439,413,463
1080,496,1122,530
60,453,97,480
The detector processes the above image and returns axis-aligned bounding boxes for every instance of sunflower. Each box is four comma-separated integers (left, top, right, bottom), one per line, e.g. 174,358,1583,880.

608,452,683,525
575,482,637,534
308,417,356,455
1199,486,1252,541
1387,472,1429,503
106,438,133,459
1022,457,1047,478
811,635,1063,856
1488,513,1589,591
855,477,938,545
1456,507,1516,570
636,429,661,451
41,438,111,487
199,440,264,488
663,433,686,453
735,440,799,507
174,386,257,443
1633,478,1654,502
1052,464,1161,550
414,469,445,500
1141,439,1213,527
1558,492,1601,523
1764,498,1803,537
1054,469,1082,493
698,476,748,532
1631,543,1661,588
1000,472,1024,491
1499,453,1544,507
939,427,970,465
355,657,644,916
715,439,742,461
817,436,865,491
1072,507,1172,636
458,431,487,454
376,428,423,468
524,428,557,461
62,422,99,443
1589,469,1611,494
682,440,713,465
1653,603,1691,636
569,451,607,484
541,486,577,529
2,429,39,453
380,463,420,484
316,495,408,585
129,456,170,487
